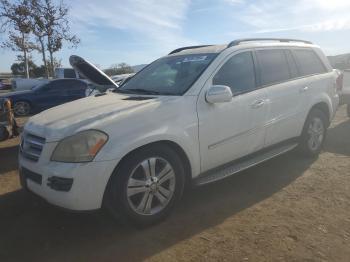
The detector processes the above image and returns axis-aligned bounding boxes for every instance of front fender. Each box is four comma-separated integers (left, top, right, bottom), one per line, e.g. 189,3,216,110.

95,130,200,179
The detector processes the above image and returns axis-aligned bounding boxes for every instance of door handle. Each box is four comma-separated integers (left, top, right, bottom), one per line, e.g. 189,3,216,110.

300,86,309,93
251,99,265,109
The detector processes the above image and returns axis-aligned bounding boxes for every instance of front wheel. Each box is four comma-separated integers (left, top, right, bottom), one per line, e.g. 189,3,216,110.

106,145,185,226
13,101,31,116
298,109,327,157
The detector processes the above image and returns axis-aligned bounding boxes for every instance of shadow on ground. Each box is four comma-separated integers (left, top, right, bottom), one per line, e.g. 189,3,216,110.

0,151,315,262
1,110,349,261
324,118,350,156
0,144,18,174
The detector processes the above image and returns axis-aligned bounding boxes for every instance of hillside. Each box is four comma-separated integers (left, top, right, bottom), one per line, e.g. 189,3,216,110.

327,53,350,70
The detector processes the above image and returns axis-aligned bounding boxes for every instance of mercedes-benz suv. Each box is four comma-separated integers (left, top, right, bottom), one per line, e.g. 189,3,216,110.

19,38,340,225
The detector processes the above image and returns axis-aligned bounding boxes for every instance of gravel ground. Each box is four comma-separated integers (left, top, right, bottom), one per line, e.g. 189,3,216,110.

0,106,349,262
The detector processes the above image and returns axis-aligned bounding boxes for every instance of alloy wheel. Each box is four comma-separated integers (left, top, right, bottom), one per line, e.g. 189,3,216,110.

307,117,324,151
126,157,176,215
14,101,30,116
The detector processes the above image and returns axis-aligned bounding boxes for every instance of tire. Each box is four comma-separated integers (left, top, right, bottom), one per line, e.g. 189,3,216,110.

13,101,31,116
105,144,185,226
298,109,328,157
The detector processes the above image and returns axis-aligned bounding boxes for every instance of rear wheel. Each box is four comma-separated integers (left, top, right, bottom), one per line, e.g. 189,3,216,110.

106,144,185,226
298,109,327,156
13,101,31,116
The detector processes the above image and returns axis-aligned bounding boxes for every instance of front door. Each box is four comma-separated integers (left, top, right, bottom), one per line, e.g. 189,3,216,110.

197,51,269,172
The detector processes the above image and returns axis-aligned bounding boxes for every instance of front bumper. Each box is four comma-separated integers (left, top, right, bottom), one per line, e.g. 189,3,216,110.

19,154,118,211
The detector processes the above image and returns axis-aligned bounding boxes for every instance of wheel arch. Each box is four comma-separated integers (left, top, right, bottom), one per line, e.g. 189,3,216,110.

309,101,330,127
12,99,32,111
102,140,193,207
13,99,32,106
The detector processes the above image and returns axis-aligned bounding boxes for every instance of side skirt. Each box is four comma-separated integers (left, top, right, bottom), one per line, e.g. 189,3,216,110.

194,138,299,186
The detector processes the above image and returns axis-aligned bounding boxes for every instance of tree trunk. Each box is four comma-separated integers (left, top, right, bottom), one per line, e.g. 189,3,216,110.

39,37,49,78
49,49,54,77
23,49,29,78
22,33,29,78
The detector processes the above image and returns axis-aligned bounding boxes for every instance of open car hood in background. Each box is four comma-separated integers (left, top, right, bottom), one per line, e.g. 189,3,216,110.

69,55,118,88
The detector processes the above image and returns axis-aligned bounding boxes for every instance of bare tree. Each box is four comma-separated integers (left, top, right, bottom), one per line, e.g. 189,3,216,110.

0,0,35,78
31,0,79,76
30,0,49,78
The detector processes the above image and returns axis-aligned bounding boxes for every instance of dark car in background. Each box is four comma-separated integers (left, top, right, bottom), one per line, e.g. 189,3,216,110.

0,79,88,116
0,79,12,90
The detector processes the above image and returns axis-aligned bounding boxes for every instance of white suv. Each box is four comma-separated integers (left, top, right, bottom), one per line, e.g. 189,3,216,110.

19,38,340,225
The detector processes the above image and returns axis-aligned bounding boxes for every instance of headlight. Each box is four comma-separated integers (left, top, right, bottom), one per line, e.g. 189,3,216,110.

51,130,108,163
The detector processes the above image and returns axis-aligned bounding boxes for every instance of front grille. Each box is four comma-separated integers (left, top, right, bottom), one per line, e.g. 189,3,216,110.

20,132,46,162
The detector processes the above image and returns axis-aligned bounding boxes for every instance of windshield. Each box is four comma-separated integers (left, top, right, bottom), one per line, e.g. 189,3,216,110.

118,53,217,95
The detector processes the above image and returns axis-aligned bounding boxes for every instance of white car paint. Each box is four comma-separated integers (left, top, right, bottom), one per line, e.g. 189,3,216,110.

19,41,339,211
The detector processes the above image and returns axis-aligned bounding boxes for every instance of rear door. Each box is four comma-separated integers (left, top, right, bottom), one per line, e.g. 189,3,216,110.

256,48,305,147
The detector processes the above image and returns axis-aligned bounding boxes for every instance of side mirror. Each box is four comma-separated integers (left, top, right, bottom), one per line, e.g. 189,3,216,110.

205,85,233,104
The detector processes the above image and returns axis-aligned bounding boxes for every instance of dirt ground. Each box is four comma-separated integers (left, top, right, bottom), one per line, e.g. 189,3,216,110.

0,106,349,262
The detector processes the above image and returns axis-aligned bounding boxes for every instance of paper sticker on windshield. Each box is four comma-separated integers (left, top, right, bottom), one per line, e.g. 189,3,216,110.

183,56,207,63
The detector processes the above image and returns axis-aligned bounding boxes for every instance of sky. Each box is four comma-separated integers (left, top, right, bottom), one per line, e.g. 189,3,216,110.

1,0,350,71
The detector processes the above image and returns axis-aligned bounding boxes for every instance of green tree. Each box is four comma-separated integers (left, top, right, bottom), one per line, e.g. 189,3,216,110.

104,63,134,76
10,55,46,77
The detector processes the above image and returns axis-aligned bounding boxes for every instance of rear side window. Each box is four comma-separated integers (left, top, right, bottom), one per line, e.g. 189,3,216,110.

293,49,327,76
213,51,256,94
256,49,290,86
65,80,87,89
64,69,77,78
48,81,64,91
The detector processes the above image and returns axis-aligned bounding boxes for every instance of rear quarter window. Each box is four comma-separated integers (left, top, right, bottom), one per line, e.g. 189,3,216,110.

64,69,77,78
293,49,327,76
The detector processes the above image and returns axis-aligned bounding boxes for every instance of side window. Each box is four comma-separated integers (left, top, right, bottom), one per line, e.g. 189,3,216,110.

293,49,327,76
66,80,86,89
257,49,291,86
213,51,256,94
47,81,63,92
64,69,77,78
285,50,299,78
66,80,86,95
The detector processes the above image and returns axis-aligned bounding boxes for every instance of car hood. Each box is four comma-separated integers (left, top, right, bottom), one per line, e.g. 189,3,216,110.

25,93,159,142
69,55,118,88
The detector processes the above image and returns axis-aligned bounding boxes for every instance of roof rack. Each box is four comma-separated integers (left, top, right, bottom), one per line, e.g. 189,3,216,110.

227,38,312,48
168,45,213,55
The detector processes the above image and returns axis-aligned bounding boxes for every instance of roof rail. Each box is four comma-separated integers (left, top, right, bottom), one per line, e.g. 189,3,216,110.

227,38,312,48
168,45,213,55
